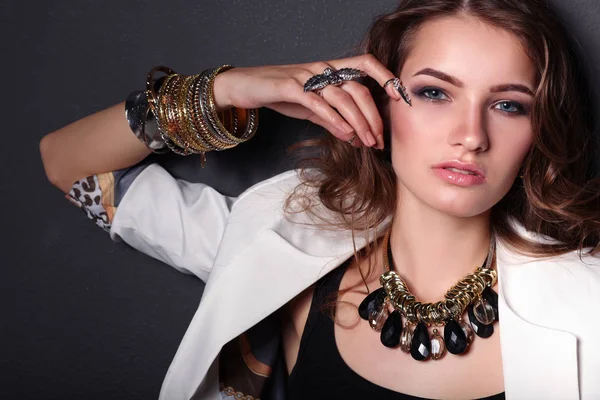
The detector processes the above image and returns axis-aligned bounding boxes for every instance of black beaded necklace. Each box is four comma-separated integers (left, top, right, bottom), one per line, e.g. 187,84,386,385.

358,230,499,361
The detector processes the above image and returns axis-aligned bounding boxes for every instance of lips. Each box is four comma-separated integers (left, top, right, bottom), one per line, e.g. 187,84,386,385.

430,160,487,187
432,161,485,178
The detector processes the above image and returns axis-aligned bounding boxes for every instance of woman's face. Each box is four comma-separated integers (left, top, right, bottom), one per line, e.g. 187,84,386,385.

389,15,536,218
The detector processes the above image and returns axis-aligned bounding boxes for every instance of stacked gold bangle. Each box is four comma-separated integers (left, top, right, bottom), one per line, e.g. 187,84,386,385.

144,65,259,166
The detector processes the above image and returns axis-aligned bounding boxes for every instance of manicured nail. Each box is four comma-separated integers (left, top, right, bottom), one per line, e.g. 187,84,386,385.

366,131,376,147
341,121,354,134
374,134,384,149
383,78,401,101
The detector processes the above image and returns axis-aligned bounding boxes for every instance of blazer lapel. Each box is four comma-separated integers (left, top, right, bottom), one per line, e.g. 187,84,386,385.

160,224,380,399
496,240,580,399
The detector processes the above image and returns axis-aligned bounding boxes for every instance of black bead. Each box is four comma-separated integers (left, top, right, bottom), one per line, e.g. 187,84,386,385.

358,287,386,320
482,287,499,321
468,304,494,338
410,322,431,361
380,310,402,348
444,319,468,354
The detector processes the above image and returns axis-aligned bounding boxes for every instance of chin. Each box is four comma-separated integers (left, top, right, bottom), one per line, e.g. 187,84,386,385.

429,185,504,218
432,200,492,218
411,184,497,218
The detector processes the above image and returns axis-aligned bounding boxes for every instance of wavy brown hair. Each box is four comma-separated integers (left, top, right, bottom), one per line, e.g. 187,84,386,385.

286,0,600,278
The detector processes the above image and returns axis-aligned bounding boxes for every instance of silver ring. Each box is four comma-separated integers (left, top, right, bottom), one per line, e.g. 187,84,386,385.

303,67,367,93
383,78,396,89
388,78,412,106
347,135,357,145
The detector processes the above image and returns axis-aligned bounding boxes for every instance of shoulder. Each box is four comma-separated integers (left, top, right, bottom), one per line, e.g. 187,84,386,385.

228,169,325,223
501,220,600,297
225,169,301,226
511,249,600,337
499,225,600,339
502,242,600,305
233,169,304,208
539,250,600,296
218,168,316,251
501,223,600,298
544,252,600,360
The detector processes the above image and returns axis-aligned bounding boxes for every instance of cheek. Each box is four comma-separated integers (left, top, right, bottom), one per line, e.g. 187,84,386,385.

388,103,445,150
489,116,534,175
387,103,456,181
388,107,422,177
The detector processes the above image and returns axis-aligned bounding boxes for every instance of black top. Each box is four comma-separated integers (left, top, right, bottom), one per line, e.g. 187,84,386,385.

286,259,506,400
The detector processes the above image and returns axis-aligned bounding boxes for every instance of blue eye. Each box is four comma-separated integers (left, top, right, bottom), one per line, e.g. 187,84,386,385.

416,87,449,101
494,101,526,115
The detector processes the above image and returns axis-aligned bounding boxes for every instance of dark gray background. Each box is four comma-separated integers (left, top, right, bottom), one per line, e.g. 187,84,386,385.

3,0,600,398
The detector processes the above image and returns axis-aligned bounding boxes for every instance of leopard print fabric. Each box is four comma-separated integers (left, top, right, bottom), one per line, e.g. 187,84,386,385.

65,161,153,233
66,173,115,233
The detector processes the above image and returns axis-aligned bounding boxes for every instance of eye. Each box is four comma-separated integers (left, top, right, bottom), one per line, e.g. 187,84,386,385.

415,87,450,102
494,101,526,115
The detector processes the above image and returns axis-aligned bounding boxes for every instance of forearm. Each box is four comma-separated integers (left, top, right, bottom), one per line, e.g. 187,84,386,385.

40,101,151,194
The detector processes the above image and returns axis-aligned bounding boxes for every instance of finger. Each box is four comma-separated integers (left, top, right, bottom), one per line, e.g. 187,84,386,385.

300,64,376,147
281,81,357,139
338,81,385,149
328,54,402,101
308,115,362,148
319,85,377,147
309,91,359,142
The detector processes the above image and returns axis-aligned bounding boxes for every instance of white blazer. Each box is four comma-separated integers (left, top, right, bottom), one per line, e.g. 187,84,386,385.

107,163,600,400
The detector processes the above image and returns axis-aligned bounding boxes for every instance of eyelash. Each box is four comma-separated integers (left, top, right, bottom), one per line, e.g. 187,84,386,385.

414,87,528,115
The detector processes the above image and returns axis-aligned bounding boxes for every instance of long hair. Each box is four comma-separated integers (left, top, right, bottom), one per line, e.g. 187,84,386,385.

286,0,600,277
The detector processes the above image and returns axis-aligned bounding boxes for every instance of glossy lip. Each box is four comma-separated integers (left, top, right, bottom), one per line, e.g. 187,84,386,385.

431,160,487,187
432,160,486,178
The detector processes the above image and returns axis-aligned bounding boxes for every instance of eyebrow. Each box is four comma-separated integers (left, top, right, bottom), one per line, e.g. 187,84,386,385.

412,68,534,96
489,83,534,96
413,68,464,87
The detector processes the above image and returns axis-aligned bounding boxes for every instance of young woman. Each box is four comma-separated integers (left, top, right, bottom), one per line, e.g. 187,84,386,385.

40,0,600,399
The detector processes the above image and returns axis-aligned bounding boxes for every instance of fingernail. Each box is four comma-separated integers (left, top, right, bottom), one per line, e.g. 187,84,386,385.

375,134,384,149
385,86,400,101
366,132,376,147
384,78,400,101
341,121,354,134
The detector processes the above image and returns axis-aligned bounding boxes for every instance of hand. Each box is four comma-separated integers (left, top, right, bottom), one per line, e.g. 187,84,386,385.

212,54,403,149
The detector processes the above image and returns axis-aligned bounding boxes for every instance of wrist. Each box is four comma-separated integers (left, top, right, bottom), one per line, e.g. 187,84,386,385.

213,71,233,112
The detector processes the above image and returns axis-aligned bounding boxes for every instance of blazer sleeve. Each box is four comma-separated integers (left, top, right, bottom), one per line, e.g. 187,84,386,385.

65,160,236,282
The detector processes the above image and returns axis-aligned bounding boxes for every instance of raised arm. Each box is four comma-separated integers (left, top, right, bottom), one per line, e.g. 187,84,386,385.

39,57,401,281
40,55,401,194
40,101,152,194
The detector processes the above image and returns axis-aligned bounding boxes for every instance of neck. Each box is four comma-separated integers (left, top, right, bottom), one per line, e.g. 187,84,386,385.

389,194,492,303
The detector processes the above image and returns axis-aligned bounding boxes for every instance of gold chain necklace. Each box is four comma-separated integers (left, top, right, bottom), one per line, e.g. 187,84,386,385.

358,229,499,361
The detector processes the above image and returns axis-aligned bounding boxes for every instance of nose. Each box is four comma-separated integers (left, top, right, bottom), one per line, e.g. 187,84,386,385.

448,104,490,152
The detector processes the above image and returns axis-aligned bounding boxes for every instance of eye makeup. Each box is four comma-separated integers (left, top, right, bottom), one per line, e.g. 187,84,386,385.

492,100,528,115
410,85,530,115
413,86,451,102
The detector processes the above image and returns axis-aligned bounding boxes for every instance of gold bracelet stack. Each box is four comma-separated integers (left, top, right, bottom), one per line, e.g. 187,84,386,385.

144,65,259,166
